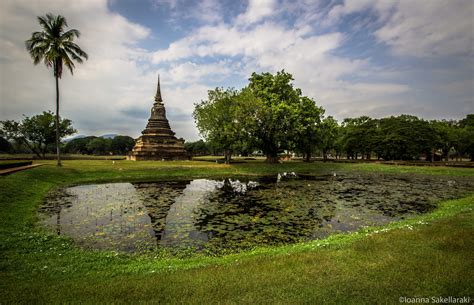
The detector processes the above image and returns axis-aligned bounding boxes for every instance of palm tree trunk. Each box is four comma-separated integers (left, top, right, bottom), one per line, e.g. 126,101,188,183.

55,75,61,167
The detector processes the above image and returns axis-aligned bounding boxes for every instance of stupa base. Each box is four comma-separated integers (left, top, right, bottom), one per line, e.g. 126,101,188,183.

127,152,188,161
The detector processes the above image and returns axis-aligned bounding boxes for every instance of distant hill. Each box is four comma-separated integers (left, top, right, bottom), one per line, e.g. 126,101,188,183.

64,134,119,142
99,134,118,139
63,135,87,142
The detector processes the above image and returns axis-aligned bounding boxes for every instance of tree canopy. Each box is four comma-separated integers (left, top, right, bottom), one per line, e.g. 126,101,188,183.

0,111,76,158
193,87,254,163
194,70,325,163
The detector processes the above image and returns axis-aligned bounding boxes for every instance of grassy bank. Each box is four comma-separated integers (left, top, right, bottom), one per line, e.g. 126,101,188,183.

0,160,473,304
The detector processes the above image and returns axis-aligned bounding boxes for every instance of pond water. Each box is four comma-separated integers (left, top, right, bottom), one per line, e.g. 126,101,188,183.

40,173,473,253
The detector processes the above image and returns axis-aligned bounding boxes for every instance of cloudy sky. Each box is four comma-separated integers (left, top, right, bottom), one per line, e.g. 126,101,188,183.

0,0,473,140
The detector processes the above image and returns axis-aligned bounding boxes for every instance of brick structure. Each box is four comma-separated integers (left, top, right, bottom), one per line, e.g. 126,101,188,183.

127,76,187,161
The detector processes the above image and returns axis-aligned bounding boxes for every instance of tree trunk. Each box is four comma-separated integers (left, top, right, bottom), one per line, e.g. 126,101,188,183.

265,152,279,163
224,149,231,164
55,75,61,167
19,138,42,159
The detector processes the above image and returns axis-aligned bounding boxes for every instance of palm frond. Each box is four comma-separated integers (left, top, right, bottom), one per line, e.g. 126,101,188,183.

65,49,84,64
61,29,81,40
59,51,75,75
26,13,87,76
55,14,68,28
37,15,53,34
63,41,88,60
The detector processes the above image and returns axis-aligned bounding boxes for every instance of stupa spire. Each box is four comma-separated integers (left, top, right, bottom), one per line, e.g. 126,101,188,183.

127,74,187,161
154,74,163,103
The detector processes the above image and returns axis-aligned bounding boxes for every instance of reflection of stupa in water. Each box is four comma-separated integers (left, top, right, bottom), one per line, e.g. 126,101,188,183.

133,180,215,246
132,181,188,241
127,75,187,161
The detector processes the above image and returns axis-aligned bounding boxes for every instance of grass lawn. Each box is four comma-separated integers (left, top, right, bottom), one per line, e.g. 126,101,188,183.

0,160,473,304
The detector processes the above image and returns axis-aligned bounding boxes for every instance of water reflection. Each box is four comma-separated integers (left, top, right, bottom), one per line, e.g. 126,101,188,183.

41,183,156,251
39,173,474,253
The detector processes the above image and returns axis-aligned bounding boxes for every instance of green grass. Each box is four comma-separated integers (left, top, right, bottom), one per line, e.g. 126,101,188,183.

0,153,126,160
0,160,473,304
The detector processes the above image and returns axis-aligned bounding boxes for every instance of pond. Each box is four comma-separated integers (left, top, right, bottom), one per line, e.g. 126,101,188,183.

40,173,473,253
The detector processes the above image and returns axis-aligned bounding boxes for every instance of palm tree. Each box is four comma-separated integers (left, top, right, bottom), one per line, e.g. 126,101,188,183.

26,14,88,166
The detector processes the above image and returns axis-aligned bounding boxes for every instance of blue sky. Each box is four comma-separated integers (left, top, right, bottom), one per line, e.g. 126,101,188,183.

0,0,473,140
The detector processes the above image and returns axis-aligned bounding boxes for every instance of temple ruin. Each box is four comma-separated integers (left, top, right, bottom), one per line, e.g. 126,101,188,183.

127,76,187,161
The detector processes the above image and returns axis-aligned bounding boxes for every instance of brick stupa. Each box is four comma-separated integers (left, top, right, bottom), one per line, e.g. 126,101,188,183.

127,76,187,161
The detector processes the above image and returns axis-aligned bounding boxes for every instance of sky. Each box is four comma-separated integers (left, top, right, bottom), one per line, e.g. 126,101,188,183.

0,0,473,141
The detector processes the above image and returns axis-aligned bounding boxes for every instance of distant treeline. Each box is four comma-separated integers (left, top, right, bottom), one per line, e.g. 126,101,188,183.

186,113,474,161
64,136,135,155
0,111,136,157
325,114,473,161
0,134,136,156
0,111,208,157
192,71,473,162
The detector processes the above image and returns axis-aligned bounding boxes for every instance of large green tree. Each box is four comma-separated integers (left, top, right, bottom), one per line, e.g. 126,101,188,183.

319,116,339,161
26,13,88,166
86,137,111,155
340,116,378,160
247,70,304,163
64,136,97,154
292,97,324,162
430,120,458,161
110,136,135,155
0,111,76,158
193,88,254,163
458,114,474,161
377,115,435,161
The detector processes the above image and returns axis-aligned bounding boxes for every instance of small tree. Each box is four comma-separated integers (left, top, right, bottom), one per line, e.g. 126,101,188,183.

184,140,211,156
0,111,76,158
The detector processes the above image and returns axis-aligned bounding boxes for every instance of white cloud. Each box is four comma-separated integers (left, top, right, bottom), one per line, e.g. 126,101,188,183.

323,0,396,28
324,0,473,57
375,0,474,57
153,21,325,63
235,0,276,26
194,0,223,24
166,61,234,84
0,0,162,138
150,14,402,122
